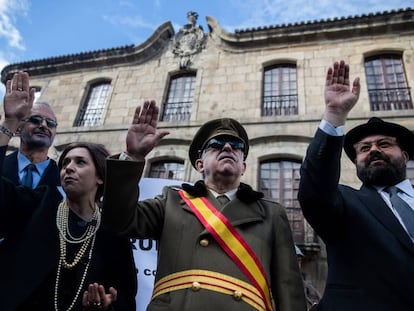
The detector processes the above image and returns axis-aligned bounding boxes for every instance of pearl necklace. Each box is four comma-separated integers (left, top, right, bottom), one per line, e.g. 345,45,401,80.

57,200,101,244
54,200,101,311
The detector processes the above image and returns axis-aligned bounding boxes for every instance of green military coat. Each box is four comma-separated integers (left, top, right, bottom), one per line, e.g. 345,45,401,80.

103,158,306,311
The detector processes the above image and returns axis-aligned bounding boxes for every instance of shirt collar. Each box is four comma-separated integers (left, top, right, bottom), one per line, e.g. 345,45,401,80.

395,179,414,197
209,188,238,200
377,179,414,198
17,151,51,175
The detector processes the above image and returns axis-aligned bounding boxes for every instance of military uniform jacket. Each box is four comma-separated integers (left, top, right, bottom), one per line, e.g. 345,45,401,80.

103,158,306,311
298,129,414,311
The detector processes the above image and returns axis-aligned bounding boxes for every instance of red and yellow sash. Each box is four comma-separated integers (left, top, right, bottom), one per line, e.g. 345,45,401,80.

178,190,274,311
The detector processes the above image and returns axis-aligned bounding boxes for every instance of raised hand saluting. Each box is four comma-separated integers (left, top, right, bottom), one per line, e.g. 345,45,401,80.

125,100,170,160
323,60,360,127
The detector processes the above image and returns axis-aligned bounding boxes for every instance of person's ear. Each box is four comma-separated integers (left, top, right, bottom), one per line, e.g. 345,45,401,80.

14,123,23,137
402,150,410,163
195,159,204,173
241,161,247,176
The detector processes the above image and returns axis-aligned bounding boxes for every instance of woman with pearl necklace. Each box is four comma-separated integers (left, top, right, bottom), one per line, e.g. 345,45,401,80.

0,72,137,311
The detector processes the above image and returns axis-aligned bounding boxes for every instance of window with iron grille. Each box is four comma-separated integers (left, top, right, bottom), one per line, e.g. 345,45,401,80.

161,73,196,121
364,54,412,111
148,160,185,181
74,81,111,127
407,161,414,185
262,64,298,116
259,159,315,244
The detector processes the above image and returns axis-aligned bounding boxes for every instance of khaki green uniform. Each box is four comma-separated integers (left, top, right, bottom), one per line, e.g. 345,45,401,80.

103,159,306,311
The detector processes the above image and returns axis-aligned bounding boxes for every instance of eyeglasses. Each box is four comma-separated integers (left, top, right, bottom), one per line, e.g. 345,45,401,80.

24,115,58,128
204,138,245,151
354,137,398,154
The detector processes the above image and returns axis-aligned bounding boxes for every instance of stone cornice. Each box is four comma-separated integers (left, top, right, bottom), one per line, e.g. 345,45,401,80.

2,8,413,82
206,7,414,51
1,21,175,83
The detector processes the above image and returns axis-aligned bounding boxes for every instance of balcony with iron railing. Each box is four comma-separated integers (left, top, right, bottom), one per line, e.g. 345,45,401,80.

368,87,413,111
74,107,104,127
161,101,192,121
262,94,298,116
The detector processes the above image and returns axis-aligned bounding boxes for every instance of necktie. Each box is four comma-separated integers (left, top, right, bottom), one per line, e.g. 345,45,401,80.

217,195,230,207
21,164,37,188
386,186,414,239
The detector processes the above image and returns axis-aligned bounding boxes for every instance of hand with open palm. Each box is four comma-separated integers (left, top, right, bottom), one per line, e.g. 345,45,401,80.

323,60,361,127
125,100,170,160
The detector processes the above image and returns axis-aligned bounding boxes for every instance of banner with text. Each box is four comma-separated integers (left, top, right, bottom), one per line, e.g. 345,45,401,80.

133,178,184,311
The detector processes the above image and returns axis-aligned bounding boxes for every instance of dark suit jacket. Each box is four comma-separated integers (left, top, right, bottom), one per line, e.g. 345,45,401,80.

298,129,414,311
0,146,137,311
3,150,61,187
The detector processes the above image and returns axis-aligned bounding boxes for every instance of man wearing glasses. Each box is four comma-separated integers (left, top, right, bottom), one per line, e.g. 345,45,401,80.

298,60,414,310
102,101,306,311
2,72,60,190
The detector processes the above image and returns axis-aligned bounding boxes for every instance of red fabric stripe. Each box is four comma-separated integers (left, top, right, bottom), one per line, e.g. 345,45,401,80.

179,190,273,311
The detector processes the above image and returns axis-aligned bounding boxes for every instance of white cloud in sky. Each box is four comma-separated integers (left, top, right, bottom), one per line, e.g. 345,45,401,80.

0,51,5,98
0,0,28,50
223,0,413,30
0,51,8,69
0,48,9,98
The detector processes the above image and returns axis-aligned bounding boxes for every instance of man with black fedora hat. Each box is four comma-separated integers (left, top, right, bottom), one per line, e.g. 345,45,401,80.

298,60,414,311
102,101,306,311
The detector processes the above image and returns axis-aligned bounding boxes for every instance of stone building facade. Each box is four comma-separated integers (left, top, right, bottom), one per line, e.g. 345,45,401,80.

2,8,414,293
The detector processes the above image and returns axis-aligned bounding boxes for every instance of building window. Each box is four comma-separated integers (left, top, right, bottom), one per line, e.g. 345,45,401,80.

262,64,298,116
148,160,185,180
74,81,111,127
161,73,196,121
33,86,41,103
364,54,412,111
259,159,314,244
407,161,414,184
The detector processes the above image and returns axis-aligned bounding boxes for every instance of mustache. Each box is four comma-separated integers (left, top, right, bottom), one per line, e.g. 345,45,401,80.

32,128,51,136
367,151,389,165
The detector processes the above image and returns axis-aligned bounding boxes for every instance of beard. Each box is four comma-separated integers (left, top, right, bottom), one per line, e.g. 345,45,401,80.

356,151,407,186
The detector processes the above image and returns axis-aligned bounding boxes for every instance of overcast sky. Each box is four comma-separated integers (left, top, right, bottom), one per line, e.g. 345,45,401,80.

0,0,413,97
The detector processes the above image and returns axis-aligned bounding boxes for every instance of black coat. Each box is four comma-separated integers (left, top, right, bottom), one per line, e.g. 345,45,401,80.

0,146,137,311
298,129,414,311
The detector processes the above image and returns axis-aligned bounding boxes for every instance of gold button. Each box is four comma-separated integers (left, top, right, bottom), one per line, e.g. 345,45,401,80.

233,290,243,300
191,281,201,291
199,239,209,247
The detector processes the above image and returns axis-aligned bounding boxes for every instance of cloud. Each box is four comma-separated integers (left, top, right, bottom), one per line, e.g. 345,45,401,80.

102,14,157,29
0,51,8,70
0,0,29,50
0,50,8,97
222,0,414,31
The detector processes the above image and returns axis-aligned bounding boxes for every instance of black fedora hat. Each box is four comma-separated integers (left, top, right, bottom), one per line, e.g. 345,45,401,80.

189,118,249,168
344,117,414,162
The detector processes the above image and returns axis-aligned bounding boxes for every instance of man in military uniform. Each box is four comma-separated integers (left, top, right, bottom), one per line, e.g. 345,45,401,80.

103,100,306,311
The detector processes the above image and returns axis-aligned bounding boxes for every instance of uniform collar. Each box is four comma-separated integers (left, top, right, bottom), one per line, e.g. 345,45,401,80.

181,180,264,203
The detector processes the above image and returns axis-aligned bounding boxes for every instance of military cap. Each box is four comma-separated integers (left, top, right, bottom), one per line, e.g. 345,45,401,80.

344,117,414,162
189,118,249,168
